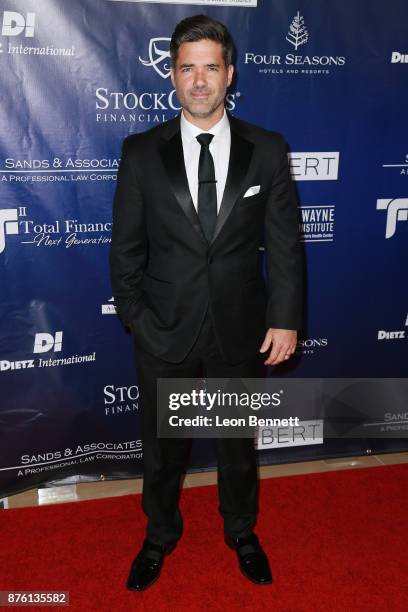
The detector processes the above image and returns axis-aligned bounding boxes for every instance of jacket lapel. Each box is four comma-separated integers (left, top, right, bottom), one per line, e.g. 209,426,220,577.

159,117,207,244
210,119,254,245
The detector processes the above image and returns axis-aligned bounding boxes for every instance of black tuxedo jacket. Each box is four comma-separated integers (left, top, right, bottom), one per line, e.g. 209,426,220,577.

110,113,303,364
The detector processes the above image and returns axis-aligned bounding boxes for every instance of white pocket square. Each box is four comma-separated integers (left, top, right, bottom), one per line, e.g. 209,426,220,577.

243,185,261,198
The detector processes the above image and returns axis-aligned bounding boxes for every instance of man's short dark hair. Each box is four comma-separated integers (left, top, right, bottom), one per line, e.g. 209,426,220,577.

170,15,235,68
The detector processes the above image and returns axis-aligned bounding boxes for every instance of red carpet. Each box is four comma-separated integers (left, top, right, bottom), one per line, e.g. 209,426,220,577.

1,464,407,611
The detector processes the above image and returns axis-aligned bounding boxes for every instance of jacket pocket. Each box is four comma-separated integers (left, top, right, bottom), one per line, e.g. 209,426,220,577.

238,191,267,208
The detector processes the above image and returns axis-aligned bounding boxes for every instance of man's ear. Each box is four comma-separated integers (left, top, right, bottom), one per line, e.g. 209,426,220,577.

227,64,234,87
170,67,175,88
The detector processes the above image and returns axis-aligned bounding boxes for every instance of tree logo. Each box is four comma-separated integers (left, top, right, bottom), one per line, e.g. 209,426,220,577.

286,11,309,50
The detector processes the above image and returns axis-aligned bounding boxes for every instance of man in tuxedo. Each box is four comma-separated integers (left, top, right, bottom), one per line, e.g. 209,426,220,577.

110,14,302,591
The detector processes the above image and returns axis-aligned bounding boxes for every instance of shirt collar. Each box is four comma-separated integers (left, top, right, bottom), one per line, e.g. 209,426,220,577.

180,108,229,143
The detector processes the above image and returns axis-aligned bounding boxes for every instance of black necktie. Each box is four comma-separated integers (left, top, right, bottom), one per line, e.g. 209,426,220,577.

196,133,217,242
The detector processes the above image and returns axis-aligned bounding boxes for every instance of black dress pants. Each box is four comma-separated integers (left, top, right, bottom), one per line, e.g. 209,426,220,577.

134,311,265,546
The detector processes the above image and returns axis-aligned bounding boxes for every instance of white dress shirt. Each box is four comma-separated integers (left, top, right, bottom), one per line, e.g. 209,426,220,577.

180,108,231,213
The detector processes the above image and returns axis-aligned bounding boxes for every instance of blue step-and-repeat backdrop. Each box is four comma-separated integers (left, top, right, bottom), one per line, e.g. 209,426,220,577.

1,0,407,497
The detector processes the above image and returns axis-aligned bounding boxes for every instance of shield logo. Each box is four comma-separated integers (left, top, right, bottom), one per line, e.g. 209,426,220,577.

139,37,171,79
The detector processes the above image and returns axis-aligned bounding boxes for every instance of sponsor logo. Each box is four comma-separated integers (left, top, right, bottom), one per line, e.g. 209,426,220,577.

384,412,408,424
299,206,335,242
0,206,111,252
296,338,328,356
382,154,408,176
377,313,407,341
286,11,309,50
256,419,324,449
378,330,405,340
1,331,96,373
10,440,143,477
103,384,139,416
244,10,346,76
94,87,240,123
0,157,119,184
0,208,18,253
102,297,117,315
0,359,35,372
391,51,408,63
289,152,339,181
33,332,63,354
1,353,95,373
2,11,35,37
385,412,408,421
363,411,408,434
139,37,171,79
376,198,408,238
0,11,74,57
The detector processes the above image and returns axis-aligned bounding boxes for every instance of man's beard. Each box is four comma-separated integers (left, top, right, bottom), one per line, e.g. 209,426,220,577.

182,89,226,119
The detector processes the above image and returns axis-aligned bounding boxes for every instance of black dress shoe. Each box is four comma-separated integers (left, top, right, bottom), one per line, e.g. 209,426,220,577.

126,539,176,591
225,533,272,585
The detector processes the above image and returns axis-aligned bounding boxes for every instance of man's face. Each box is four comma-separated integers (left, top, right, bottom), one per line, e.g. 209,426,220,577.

171,39,234,121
